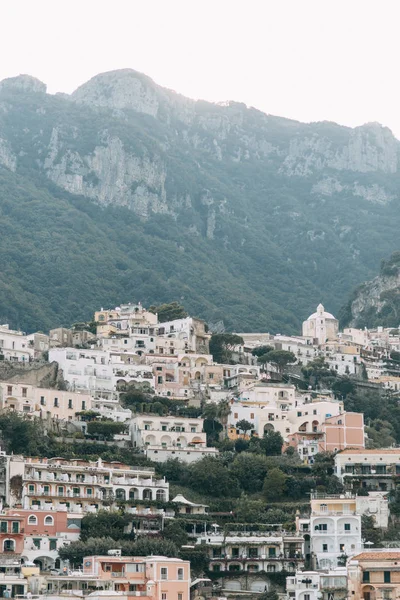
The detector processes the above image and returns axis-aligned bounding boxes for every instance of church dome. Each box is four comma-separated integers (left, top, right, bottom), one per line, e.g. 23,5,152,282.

306,303,336,321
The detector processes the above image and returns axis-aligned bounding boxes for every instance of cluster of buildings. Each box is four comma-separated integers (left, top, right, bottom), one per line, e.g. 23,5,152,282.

2,301,398,465
0,302,399,599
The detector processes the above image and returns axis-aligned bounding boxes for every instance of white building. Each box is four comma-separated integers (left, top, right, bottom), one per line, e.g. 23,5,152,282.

0,324,34,362
131,415,218,463
49,348,154,395
5,455,169,512
335,449,400,492
310,493,362,570
302,304,339,346
286,568,348,600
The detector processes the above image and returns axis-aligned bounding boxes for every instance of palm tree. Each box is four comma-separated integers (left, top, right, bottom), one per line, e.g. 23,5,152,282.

217,400,231,438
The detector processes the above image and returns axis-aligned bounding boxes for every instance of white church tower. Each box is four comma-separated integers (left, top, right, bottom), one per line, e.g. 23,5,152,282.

302,303,339,345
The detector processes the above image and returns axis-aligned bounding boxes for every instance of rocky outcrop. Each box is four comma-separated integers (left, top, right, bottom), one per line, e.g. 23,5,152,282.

0,74,46,94
343,253,400,328
0,361,66,389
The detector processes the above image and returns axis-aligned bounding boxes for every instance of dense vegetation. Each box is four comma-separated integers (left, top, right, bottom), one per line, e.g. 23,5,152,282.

0,77,399,333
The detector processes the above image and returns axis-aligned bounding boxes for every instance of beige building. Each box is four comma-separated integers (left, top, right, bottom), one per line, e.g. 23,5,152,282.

0,381,92,420
347,550,400,600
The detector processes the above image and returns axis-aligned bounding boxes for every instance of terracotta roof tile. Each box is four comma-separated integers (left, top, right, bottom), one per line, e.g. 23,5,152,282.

354,552,400,560
339,449,400,455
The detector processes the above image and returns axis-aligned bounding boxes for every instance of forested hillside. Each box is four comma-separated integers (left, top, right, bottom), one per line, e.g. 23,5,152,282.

0,71,399,333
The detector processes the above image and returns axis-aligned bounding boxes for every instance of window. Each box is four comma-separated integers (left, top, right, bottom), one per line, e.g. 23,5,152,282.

158,376,163,384
304,595,310,600
362,571,370,583
49,539,57,551
68,399,73,409
344,523,351,531
322,544,328,552
162,594,167,600
58,487,64,496
191,427,196,433
73,487,80,497
7,386,12,394
384,571,391,583
43,485,50,494
40,396,45,405
54,398,59,407
248,548,258,558
178,594,183,600
3,540,15,552
28,484,35,493
161,568,168,580
268,547,276,557
22,387,27,398
267,565,276,572
28,515,37,525
0,522,7,533
33,538,41,549
232,547,239,558
44,516,54,526
81,400,86,410
12,522,19,534
340,544,345,552
177,568,184,580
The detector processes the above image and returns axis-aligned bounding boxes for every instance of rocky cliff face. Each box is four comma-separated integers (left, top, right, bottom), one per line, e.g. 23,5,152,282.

0,69,399,333
341,252,400,328
1,70,399,217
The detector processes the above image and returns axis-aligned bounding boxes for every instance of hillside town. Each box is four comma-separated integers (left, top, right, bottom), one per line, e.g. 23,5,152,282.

0,301,399,600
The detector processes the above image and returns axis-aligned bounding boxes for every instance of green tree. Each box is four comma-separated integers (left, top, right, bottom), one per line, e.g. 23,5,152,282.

209,333,244,364
81,511,132,541
260,430,284,455
87,420,128,440
262,468,287,501
265,350,296,372
162,520,189,547
187,457,240,497
236,419,253,436
252,345,273,357
230,453,269,492
149,302,188,323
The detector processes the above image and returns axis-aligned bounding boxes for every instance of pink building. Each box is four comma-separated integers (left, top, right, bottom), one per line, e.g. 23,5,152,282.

322,412,365,452
47,555,190,600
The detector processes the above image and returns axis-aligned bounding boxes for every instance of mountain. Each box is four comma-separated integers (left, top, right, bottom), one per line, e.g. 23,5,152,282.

0,69,399,333
340,252,400,328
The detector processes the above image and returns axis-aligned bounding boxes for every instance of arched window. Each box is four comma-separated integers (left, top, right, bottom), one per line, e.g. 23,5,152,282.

44,516,54,526
28,515,38,525
115,489,126,501
129,488,139,500
4,539,15,552
143,489,152,501
156,490,166,502
267,564,276,572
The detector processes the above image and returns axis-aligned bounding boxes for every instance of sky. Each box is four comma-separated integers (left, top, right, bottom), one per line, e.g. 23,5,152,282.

1,0,400,138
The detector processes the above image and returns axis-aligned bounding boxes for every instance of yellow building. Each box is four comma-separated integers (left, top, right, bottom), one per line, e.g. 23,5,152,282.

348,551,400,600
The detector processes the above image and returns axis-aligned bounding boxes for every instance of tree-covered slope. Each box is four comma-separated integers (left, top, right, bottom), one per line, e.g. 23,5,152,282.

0,71,399,333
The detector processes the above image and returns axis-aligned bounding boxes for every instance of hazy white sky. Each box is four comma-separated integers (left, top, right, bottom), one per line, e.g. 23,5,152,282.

1,0,399,137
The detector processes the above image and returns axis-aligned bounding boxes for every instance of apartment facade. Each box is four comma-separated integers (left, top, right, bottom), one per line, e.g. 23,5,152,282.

6,455,169,513
47,554,190,600
310,493,362,570
335,449,400,492
198,529,305,575
0,382,92,420
347,550,400,600
131,415,218,463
